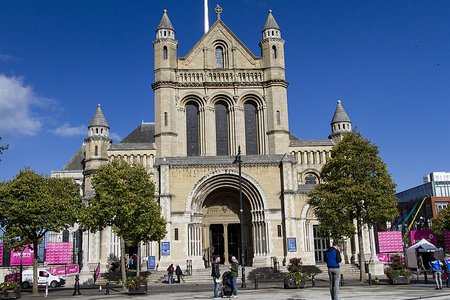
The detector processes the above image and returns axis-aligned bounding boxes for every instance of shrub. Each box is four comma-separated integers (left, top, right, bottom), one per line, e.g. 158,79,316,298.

284,257,310,287
385,254,412,283
124,276,147,289
0,281,20,293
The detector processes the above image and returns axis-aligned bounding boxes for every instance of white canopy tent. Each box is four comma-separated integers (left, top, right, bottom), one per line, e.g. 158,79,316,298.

406,238,443,269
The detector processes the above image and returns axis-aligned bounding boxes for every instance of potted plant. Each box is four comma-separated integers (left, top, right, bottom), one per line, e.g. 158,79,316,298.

124,275,147,294
385,254,412,284
0,281,21,299
284,257,310,288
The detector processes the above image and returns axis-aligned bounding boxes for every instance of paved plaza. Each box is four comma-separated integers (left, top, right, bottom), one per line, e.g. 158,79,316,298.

18,282,450,300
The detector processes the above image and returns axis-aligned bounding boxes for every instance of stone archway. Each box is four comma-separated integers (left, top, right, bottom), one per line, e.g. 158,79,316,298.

186,170,269,267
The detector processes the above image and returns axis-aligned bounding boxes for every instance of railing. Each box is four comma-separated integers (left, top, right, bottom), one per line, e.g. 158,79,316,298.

177,69,264,83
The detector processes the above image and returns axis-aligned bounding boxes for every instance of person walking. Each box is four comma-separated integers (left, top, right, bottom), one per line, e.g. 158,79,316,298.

175,265,183,283
324,242,341,300
429,254,443,289
230,256,239,298
443,254,450,287
167,263,174,284
211,256,221,299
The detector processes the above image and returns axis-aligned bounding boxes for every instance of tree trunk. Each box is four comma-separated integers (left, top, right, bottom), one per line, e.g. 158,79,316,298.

136,243,141,277
32,241,39,295
120,238,127,291
357,217,366,282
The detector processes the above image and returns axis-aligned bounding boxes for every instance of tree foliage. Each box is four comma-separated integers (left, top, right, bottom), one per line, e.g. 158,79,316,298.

0,137,8,161
79,159,166,284
0,169,82,295
432,206,450,237
308,132,398,280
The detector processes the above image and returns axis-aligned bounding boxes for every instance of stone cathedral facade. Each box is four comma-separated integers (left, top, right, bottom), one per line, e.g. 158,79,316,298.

54,8,376,272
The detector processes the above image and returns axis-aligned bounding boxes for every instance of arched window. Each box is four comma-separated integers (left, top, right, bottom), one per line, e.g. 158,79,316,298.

186,102,200,156
62,230,70,242
215,46,224,68
272,46,277,59
215,101,229,155
276,110,281,125
305,173,318,185
95,146,98,156
164,112,168,126
244,101,258,155
163,46,168,60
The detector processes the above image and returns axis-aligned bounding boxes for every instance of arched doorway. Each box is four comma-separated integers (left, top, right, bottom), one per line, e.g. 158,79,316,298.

187,171,269,268
202,187,252,265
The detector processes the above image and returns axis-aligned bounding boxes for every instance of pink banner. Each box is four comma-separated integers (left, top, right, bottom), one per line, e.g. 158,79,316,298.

378,231,403,252
444,231,450,250
0,243,3,266
10,245,34,266
46,242,73,264
410,229,437,245
47,264,79,276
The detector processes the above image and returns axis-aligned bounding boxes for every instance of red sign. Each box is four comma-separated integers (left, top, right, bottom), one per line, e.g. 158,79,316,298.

46,242,73,264
444,231,450,250
47,264,79,276
378,231,403,253
410,229,437,245
0,243,3,266
10,245,34,266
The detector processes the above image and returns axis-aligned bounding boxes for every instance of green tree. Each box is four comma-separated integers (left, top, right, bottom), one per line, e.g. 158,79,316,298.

0,169,82,295
79,160,166,288
308,132,398,282
432,206,450,237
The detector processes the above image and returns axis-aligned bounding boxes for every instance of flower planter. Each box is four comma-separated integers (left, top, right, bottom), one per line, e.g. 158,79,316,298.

390,276,410,285
0,291,21,299
284,278,306,289
128,284,147,294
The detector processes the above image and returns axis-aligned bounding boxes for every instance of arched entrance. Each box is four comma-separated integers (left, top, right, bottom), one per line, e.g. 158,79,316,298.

202,187,252,265
187,170,268,267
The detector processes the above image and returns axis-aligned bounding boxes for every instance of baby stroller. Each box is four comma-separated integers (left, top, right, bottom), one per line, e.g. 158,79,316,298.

219,271,233,298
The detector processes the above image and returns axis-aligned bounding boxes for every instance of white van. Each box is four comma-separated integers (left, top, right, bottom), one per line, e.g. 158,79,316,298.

21,270,66,288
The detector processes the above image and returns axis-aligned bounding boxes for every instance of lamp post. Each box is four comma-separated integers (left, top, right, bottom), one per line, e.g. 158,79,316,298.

234,146,246,288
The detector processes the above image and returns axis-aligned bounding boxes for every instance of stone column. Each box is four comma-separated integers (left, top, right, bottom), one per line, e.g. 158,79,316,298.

223,224,229,264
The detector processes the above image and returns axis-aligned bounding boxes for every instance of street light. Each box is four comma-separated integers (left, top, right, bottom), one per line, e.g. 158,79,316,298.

234,146,246,288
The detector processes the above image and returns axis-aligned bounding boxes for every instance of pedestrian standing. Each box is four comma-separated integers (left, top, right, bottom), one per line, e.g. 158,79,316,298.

324,242,341,300
175,265,183,283
230,256,239,298
167,264,174,284
429,254,443,289
211,256,221,299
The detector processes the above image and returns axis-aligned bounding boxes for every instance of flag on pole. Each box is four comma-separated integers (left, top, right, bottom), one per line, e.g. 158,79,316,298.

94,263,100,283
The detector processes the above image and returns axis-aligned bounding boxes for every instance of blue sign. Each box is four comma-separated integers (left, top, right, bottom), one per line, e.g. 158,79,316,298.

161,242,170,256
287,238,297,252
147,256,156,270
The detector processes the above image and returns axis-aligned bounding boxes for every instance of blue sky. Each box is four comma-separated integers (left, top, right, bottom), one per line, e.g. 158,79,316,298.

0,0,449,192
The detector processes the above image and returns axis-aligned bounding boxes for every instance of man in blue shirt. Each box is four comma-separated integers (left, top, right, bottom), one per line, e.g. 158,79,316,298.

324,242,342,300
429,254,443,290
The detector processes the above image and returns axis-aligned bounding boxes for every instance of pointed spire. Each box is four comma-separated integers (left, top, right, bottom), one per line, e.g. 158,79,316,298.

263,10,280,31
157,9,174,31
331,100,351,124
89,104,109,128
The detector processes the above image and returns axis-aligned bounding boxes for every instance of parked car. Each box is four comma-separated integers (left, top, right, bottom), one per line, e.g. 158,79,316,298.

21,270,66,289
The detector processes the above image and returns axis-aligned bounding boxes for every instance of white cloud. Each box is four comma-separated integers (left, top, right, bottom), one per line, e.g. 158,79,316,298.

110,132,122,143
0,53,17,62
0,74,43,136
52,123,86,137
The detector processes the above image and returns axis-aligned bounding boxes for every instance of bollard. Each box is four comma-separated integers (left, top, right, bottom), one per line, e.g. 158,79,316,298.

368,273,372,285
340,273,344,286
311,275,316,287
73,274,81,296
254,275,258,289
424,270,428,284
44,282,48,298
105,281,110,295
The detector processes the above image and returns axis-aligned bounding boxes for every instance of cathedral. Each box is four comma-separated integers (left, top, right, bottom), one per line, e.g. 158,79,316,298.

54,7,376,273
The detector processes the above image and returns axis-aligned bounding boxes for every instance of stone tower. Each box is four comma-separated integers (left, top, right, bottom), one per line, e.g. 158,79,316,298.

329,100,352,142
153,9,178,158
259,10,289,154
83,104,111,197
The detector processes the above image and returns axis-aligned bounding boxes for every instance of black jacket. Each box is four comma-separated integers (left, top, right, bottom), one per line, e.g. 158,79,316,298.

211,261,220,279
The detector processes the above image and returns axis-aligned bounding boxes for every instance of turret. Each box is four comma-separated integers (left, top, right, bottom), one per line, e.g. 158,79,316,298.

153,10,178,157
83,104,111,197
259,10,285,80
329,100,352,142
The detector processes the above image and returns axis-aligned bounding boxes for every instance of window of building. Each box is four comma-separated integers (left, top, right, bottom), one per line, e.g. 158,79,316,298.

305,173,318,185
436,202,449,214
276,110,280,125
95,146,98,156
163,46,168,60
186,102,200,156
174,228,179,241
272,46,277,59
215,46,224,68
277,225,282,237
62,230,70,242
244,101,259,155
215,101,229,155
164,112,168,126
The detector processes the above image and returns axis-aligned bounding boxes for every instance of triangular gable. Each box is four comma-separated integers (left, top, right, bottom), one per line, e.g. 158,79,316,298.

179,19,260,69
